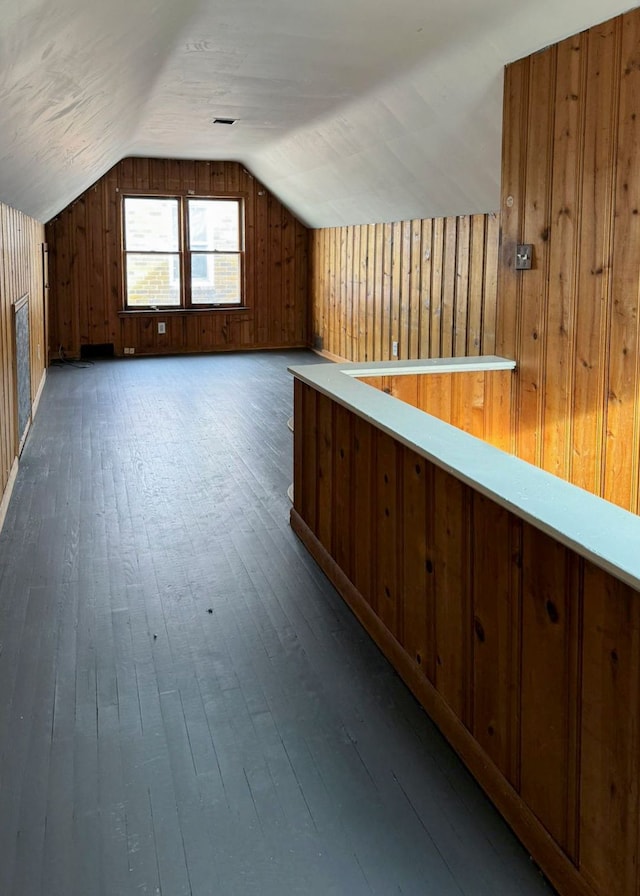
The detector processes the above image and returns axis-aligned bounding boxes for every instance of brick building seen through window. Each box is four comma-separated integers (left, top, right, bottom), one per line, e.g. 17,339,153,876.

123,196,243,309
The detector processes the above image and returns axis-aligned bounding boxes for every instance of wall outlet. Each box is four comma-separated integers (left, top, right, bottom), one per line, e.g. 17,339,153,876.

392,341,399,357
124,347,135,355
158,322,166,334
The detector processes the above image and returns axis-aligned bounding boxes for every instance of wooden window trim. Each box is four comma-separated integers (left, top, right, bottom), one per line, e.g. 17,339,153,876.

121,194,245,311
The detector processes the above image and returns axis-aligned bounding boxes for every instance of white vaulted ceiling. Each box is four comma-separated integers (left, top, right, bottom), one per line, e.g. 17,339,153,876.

0,0,635,226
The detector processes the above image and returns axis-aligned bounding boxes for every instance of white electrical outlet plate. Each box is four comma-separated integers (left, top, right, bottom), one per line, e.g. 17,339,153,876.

392,341,398,357
158,322,166,334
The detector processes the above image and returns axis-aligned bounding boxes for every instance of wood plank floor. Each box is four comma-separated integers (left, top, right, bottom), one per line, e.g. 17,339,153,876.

0,350,555,896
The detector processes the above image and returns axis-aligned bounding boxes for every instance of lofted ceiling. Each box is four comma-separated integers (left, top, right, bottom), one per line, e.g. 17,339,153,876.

0,0,635,227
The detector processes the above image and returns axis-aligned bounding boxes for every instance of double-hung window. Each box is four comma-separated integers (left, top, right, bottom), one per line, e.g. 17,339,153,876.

123,196,243,309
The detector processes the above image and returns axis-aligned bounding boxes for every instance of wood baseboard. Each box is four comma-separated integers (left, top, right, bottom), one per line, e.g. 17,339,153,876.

31,368,47,419
0,457,19,535
311,347,348,363
289,507,597,896
1,370,47,533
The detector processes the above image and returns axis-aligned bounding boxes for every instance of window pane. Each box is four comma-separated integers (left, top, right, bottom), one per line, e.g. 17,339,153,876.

126,254,180,306
124,198,179,252
191,254,241,304
188,200,240,252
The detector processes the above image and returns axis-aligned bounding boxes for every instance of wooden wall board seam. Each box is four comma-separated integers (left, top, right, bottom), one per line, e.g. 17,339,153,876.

571,557,585,869
564,36,588,484
537,45,558,469
511,59,529,458
598,19,623,506
510,516,524,793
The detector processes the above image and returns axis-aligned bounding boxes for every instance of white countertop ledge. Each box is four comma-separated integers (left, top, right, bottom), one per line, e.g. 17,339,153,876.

288,357,640,593
339,355,516,378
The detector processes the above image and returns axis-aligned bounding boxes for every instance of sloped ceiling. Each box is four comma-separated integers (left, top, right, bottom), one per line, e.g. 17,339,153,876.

0,0,635,226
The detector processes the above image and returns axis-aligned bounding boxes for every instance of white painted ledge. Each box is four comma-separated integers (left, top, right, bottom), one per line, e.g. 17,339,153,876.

339,355,516,378
289,356,640,593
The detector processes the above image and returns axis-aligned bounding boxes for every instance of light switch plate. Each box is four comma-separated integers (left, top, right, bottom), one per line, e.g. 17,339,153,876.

515,244,533,270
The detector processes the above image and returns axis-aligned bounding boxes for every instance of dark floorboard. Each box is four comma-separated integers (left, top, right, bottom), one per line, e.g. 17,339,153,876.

0,350,554,895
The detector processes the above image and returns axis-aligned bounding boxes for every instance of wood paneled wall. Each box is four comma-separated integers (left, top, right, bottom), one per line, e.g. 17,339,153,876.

46,158,309,358
310,213,499,362
293,378,640,896
359,369,512,451
498,6,640,514
0,202,46,508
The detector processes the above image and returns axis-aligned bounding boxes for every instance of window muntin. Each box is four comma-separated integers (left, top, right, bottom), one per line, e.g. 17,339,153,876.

123,196,243,309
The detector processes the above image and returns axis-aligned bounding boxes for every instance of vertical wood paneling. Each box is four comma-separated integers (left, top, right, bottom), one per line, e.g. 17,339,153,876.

518,46,555,468
268,197,283,347
496,54,529,447
388,374,418,409
361,369,513,450
345,226,354,359
440,217,457,358
482,213,499,355
254,179,268,346
433,467,470,723
47,159,308,358
467,215,485,355
409,219,421,358
373,430,401,640
471,494,521,785
0,202,46,508
430,217,444,358
299,383,317,532
399,220,411,359
580,562,640,896
352,415,374,605
310,212,499,363
364,226,375,361
603,12,640,511
293,378,304,515
292,379,640,896
381,223,393,361
332,404,353,578
402,451,436,682
541,34,583,481
315,392,333,552
454,215,470,357
498,6,640,515
570,16,617,498
520,524,581,857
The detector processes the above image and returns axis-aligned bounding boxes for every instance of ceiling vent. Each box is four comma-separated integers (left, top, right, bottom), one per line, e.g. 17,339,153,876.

212,118,236,125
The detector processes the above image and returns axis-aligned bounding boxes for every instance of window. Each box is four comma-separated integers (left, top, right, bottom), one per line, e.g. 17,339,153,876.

123,196,243,309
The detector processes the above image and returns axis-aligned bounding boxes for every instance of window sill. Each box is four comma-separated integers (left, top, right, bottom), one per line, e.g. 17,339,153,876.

118,307,250,317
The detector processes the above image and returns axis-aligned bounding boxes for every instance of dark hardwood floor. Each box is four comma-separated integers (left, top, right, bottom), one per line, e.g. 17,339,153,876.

0,350,554,895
